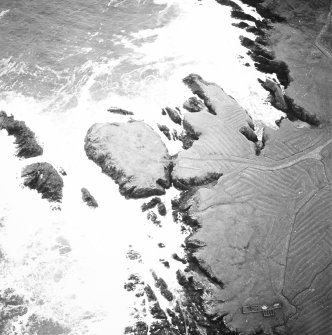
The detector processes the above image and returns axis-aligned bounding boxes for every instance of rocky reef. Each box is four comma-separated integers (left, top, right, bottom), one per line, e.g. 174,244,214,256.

21,162,64,202
84,120,172,199
0,111,43,158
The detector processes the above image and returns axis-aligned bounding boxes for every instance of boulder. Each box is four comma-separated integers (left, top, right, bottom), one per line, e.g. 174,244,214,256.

84,120,172,199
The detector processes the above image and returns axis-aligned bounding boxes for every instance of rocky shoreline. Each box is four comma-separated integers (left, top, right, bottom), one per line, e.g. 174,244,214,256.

83,69,331,334
84,1,331,333
0,1,331,334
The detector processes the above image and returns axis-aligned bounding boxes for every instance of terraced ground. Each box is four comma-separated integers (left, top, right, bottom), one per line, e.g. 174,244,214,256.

174,75,332,334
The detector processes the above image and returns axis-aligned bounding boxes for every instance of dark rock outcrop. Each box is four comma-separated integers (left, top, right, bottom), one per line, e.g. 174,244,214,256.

260,78,287,111
157,202,166,216
231,9,257,23
21,162,64,202
84,120,172,199
240,36,275,60
0,111,43,158
183,97,207,113
152,272,174,301
141,197,162,212
254,56,291,88
260,79,321,126
162,107,182,125
107,107,134,115
157,124,171,140
178,119,201,150
141,197,166,216
81,187,98,208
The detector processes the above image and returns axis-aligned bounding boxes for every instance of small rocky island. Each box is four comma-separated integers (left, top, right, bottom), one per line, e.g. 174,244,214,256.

85,120,172,198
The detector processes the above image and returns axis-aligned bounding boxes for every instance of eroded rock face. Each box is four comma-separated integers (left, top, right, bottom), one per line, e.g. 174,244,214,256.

84,120,172,199
21,162,64,202
173,74,332,335
0,111,43,158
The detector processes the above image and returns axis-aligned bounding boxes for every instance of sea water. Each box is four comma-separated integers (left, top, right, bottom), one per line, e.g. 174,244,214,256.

0,0,284,334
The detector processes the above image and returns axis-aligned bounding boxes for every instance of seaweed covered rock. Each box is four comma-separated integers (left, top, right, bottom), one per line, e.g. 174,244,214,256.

21,162,64,202
81,187,98,208
85,120,172,199
0,111,43,158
